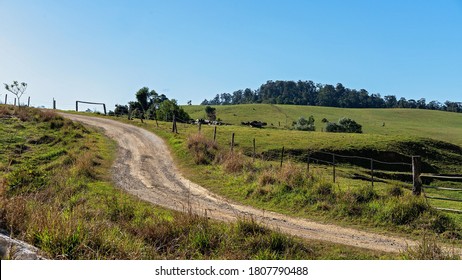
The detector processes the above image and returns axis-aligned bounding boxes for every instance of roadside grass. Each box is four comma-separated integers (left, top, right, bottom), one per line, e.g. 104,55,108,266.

91,114,462,248
0,105,395,259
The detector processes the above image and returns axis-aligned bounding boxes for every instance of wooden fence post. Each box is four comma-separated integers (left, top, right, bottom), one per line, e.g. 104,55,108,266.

231,133,235,152
14,98,16,106
76,101,78,112
213,126,217,142
4,94,7,105
412,156,422,195
332,154,336,183
172,115,176,133
53,99,56,110
371,159,374,187
280,146,285,168
27,96,30,107
103,104,107,115
198,122,202,133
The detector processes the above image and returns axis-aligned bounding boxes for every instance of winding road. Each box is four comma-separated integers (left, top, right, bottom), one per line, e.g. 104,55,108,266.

62,113,425,254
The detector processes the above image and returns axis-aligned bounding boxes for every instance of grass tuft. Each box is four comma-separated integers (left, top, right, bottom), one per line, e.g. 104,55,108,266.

187,133,218,164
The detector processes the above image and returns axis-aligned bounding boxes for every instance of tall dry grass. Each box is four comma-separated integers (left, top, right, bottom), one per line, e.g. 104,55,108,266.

187,133,218,164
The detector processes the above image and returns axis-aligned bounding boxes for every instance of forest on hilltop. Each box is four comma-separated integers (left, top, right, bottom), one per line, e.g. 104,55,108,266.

201,80,462,113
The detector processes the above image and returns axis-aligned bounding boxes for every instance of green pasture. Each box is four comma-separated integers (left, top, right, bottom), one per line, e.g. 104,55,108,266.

183,104,462,146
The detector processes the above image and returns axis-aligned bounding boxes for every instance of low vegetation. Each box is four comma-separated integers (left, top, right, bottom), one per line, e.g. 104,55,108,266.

101,111,461,254
1,105,393,259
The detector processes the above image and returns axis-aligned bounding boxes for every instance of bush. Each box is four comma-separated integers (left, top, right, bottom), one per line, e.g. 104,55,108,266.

325,117,362,133
293,116,315,131
338,117,362,133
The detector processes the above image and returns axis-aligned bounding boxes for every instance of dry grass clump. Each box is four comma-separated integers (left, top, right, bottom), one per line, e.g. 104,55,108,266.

278,162,307,189
187,133,218,164
218,151,252,173
258,169,277,186
37,109,60,122
258,162,308,188
0,105,14,117
402,233,460,260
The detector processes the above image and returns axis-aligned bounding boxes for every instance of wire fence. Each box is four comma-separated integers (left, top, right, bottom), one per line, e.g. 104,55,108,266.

168,121,462,214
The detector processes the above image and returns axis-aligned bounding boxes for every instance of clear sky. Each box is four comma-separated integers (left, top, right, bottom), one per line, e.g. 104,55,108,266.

1,0,461,111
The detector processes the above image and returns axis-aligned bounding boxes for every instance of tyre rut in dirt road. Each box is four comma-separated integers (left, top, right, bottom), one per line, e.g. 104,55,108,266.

62,113,421,254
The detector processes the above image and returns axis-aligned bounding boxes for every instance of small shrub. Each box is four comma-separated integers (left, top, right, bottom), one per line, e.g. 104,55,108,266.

293,116,315,131
325,117,362,133
187,133,218,165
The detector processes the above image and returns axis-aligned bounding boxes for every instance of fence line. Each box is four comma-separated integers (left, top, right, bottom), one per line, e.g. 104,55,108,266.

423,186,462,191
435,207,462,214
421,175,462,180
424,195,462,203
172,128,462,212
316,151,412,166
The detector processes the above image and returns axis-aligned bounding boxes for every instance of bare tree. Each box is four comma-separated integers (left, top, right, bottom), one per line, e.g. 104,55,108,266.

4,81,27,107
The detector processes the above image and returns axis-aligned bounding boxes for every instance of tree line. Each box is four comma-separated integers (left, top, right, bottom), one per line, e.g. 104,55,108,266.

112,87,190,122
201,80,462,113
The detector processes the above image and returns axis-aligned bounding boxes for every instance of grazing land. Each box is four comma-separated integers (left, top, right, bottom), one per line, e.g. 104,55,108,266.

184,104,462,146
1,105,396,259
61,102,460,259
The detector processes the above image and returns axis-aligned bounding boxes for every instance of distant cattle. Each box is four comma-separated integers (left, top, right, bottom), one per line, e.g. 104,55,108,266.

241,121,267,128
195,119,223,126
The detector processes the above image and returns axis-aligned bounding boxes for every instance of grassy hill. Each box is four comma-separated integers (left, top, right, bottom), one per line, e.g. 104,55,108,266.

182,104,462,174
177,104,462,229
183,104,462,147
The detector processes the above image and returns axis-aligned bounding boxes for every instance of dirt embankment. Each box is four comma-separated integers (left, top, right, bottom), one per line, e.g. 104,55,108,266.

61,113,449,255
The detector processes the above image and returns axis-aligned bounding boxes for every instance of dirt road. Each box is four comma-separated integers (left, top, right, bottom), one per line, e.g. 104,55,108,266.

62,113,421,254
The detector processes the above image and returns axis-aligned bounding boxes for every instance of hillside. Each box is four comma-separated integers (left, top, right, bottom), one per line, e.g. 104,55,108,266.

183,104,462,146
1,105,391,259
182,104,462,174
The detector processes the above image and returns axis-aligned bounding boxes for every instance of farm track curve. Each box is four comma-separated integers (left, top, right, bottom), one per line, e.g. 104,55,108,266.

61,113,458,256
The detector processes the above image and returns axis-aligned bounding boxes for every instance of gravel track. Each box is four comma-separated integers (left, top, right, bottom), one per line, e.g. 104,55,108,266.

61,113,431,254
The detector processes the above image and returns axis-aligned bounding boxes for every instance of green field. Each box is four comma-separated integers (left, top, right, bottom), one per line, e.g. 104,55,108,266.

184,104,462,147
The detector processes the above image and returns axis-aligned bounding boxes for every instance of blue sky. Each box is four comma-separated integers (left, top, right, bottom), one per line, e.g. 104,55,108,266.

1,0,461,111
